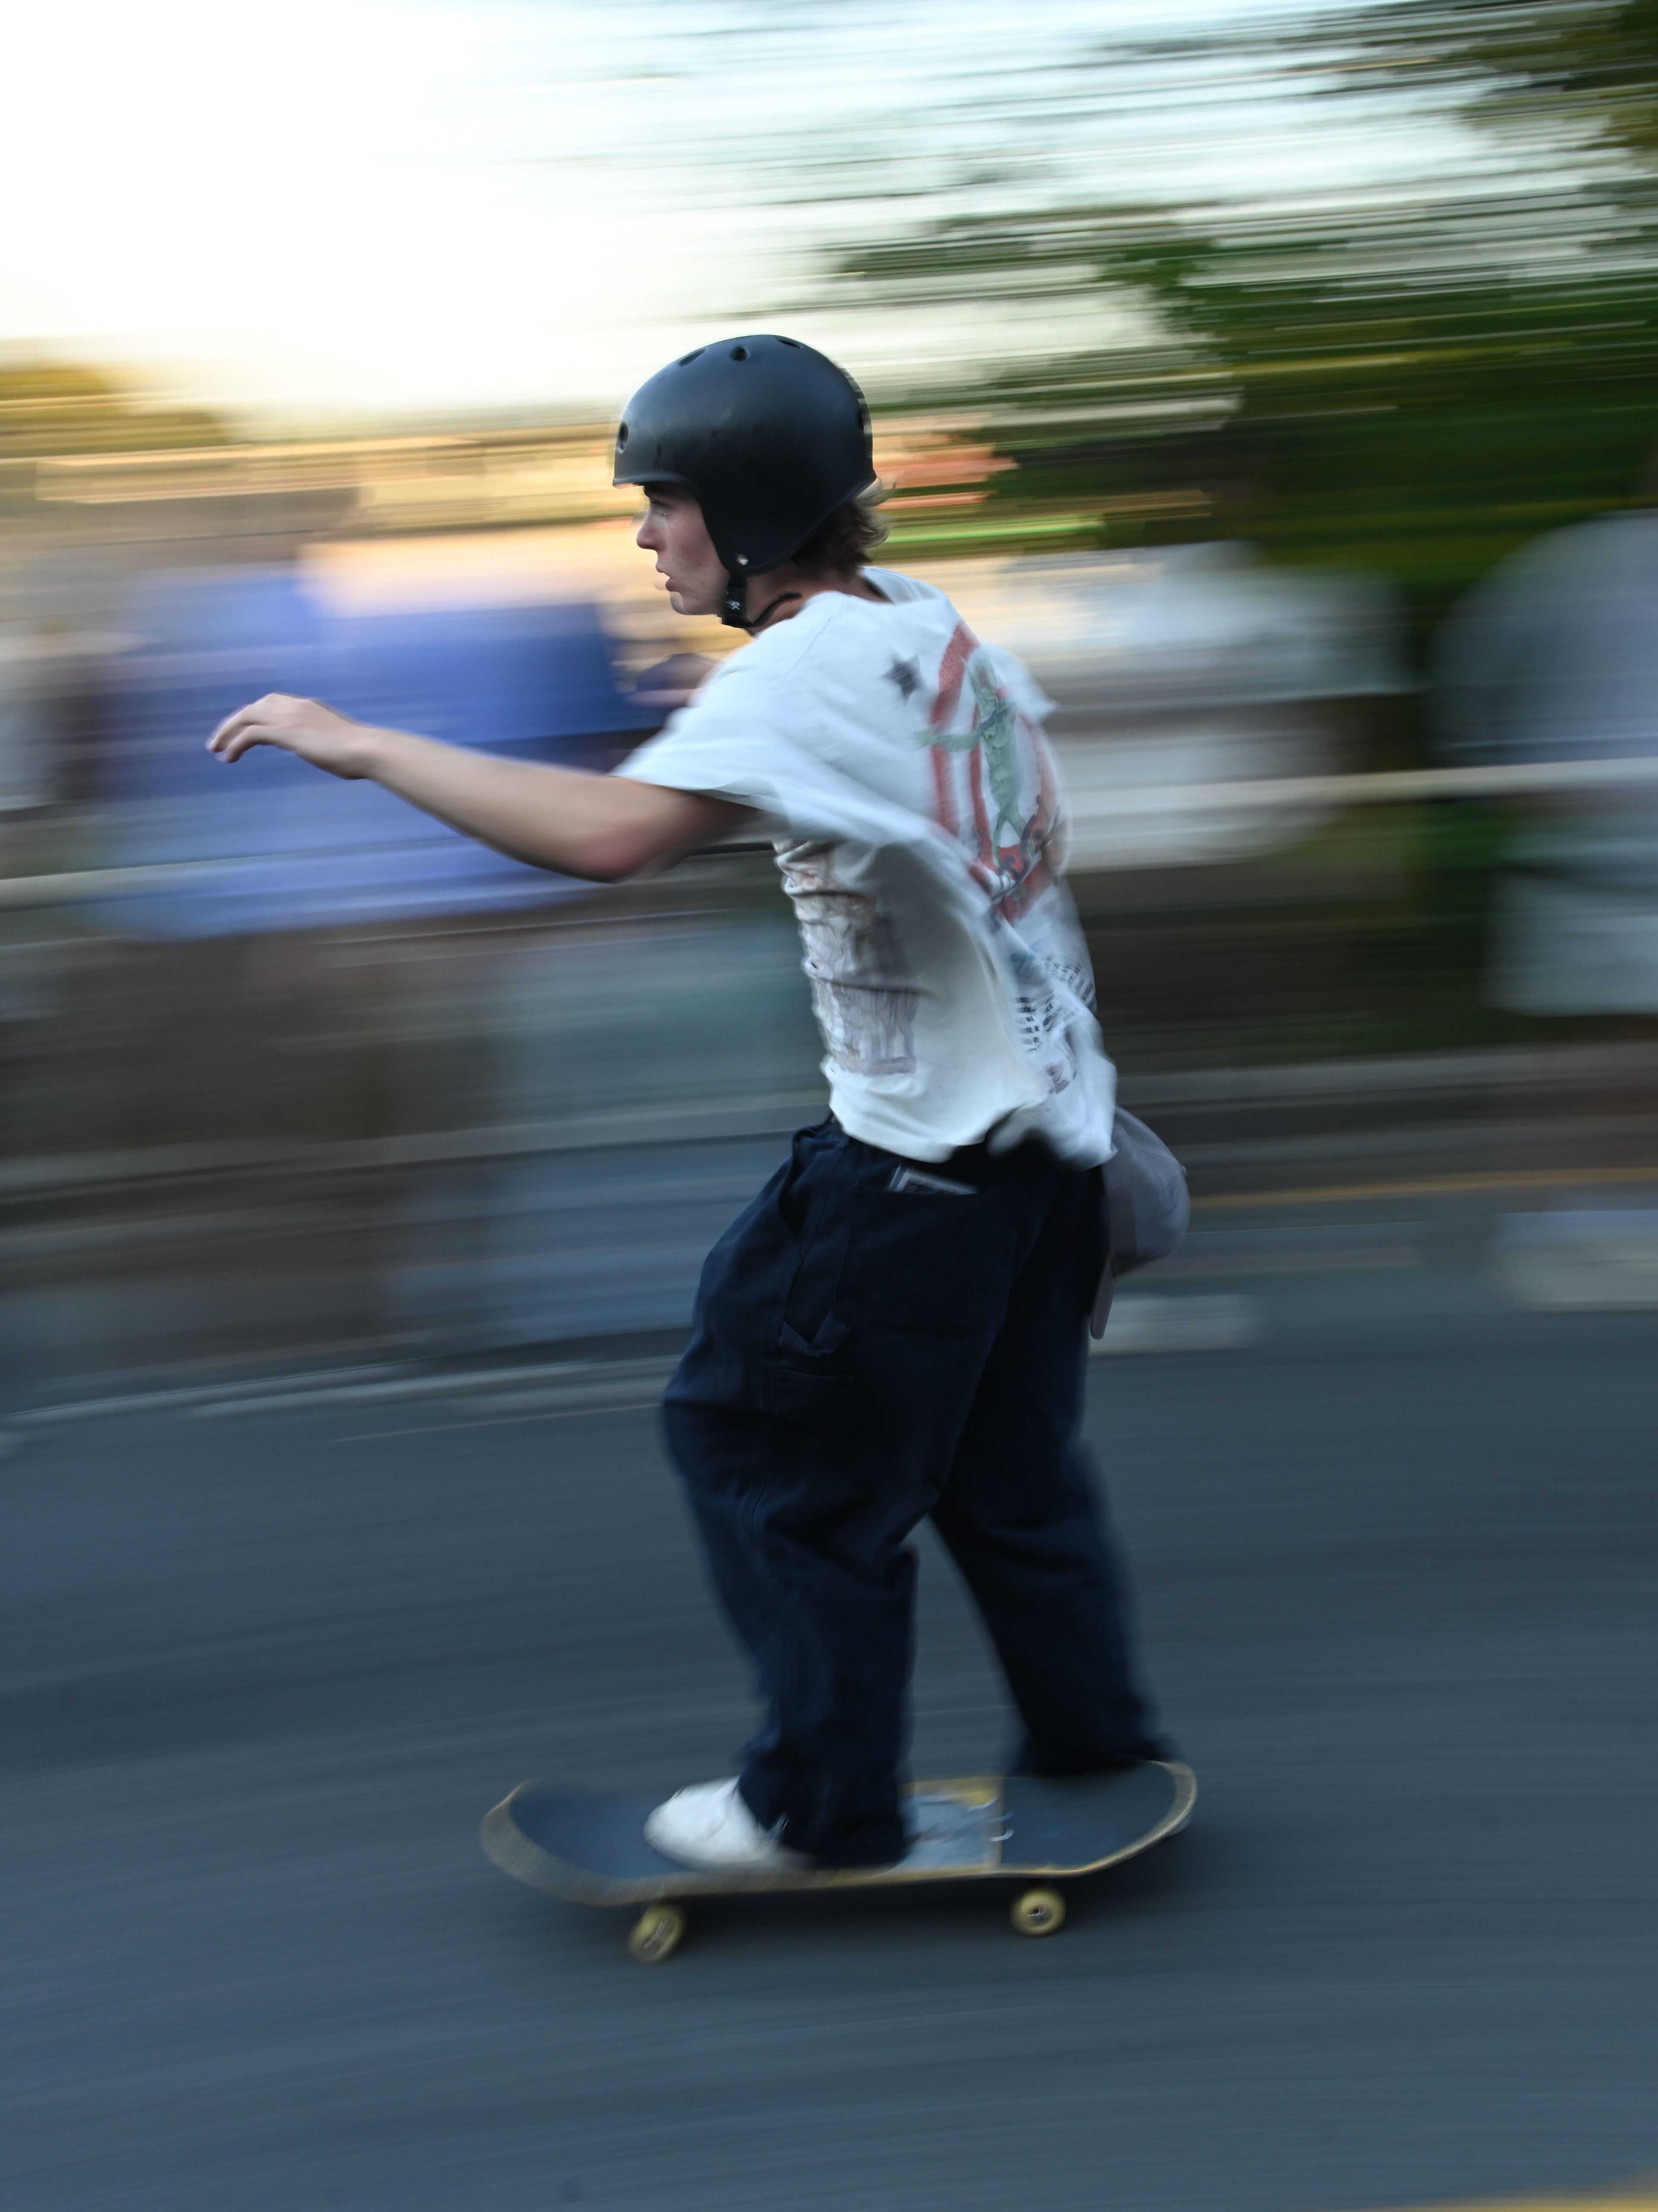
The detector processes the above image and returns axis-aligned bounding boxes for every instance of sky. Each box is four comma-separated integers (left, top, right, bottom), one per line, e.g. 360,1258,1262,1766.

0,0,1481,429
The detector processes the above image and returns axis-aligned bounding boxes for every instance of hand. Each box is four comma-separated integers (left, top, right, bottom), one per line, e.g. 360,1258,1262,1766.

206,694,377,778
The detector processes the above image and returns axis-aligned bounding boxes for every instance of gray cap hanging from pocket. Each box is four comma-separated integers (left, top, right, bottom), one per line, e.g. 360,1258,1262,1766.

1091,1109,1191,1338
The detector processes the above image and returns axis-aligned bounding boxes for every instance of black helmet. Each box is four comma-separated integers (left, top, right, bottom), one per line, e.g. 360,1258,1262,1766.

614,334,876,628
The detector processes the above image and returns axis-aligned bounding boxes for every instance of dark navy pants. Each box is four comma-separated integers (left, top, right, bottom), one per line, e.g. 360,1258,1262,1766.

662,1118,1166,1866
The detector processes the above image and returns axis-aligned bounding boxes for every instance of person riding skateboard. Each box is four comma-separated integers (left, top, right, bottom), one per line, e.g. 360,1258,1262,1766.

208,334,1172,1873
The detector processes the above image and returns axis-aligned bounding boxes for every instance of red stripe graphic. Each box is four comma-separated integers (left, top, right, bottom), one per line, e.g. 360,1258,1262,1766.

929,745,957,836
930,622,978,733
998,855,1051,922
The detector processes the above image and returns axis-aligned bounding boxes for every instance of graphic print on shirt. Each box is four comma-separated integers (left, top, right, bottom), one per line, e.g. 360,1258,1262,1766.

917,621,1090,1100
778,841,920,1075
915,621,1057,927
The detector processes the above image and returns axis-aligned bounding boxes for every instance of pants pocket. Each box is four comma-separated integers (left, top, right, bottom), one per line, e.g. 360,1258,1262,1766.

775,1134,854,1355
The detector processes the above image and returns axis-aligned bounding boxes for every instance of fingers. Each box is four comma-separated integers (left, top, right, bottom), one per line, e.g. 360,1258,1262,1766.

203,693,373,780
209,693,278,756
206,693,307,763
209,723,272,765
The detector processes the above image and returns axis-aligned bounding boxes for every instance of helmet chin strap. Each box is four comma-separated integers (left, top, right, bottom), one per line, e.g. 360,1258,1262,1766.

721,567,802,634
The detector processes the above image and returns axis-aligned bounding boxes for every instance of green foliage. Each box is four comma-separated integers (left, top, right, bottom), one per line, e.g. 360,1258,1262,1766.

812,3,1658,1057
833,0,1658,643
1292,0,1658,165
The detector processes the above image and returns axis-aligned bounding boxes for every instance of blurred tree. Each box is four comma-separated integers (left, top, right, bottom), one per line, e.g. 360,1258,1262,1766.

834,0,1658,643
1305,0,1658,164
803,2,1658,1058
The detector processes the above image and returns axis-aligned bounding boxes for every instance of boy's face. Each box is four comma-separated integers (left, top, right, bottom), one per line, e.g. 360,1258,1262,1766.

635,485,727,617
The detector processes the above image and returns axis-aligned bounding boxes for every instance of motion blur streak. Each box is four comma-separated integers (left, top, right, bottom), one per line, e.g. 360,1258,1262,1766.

1357,2200,1658,2212
3,3,1658,2209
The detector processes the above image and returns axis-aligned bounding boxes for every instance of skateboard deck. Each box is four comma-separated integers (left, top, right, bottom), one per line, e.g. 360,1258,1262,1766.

481,1760,1195,1958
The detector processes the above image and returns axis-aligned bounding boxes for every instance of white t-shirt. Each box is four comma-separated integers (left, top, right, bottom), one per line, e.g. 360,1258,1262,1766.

616,568,1117,1166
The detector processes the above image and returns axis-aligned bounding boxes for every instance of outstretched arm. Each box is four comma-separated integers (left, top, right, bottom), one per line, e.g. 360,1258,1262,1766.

206,693,752,883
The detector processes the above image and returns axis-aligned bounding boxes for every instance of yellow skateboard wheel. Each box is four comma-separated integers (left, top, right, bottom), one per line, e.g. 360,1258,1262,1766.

1010,1886,1066,1936
627,1902,688,1963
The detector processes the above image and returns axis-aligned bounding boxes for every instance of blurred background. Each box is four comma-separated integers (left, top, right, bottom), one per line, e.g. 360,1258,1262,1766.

6,0,1658,1384
6,8,1658,2210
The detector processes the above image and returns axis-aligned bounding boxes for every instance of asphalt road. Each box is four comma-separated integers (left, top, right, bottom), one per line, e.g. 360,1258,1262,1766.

4,1261,1657,2212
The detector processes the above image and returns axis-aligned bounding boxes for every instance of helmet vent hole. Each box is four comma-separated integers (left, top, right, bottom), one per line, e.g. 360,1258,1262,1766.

677,349,703,366
616,422,628,451
778,336,800,347
731,345,749,361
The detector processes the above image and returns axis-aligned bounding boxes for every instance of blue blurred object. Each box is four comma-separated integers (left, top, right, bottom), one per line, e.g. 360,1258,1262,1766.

95,569,656,935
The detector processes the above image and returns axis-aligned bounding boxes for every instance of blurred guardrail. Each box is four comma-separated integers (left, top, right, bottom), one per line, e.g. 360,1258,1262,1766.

6,756,1658,910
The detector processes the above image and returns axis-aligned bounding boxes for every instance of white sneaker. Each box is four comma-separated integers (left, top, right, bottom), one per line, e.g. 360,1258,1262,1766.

643,1778,812,1871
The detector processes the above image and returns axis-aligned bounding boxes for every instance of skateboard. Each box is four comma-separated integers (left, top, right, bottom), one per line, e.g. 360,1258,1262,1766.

481,1759,1196,1961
